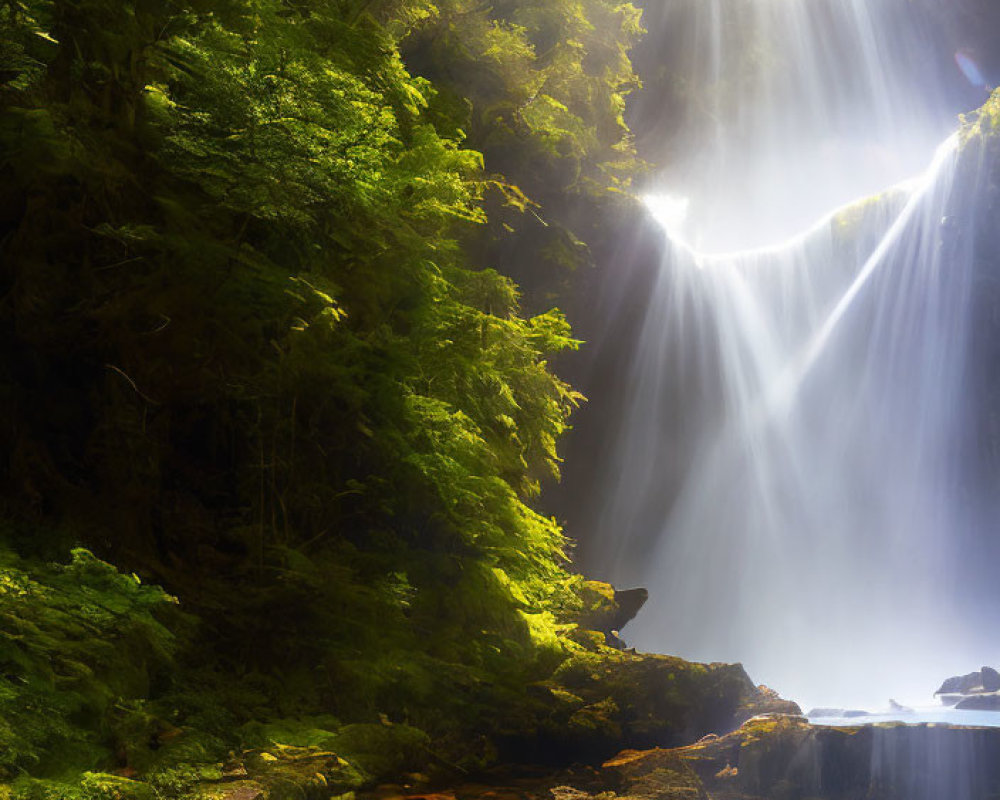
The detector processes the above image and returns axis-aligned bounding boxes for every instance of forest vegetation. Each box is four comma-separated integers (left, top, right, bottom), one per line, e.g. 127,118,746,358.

8,0,998,797
0,0,655,795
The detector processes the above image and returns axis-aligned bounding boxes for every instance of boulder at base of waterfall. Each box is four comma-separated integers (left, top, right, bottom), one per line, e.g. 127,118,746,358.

935,670,987,697
983,666,1000,691
956,692,1000,711
494,651,801,763
934,666,1000,705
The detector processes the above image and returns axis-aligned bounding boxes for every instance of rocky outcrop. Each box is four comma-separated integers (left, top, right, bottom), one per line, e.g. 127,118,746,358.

935,666,1000,708
567,581,649,649
936,669,988,697
494,650,800,764
360,716,1000,800
957,692,1000,710
185,746,364,800
601,716,1000,800
983,667,1000,691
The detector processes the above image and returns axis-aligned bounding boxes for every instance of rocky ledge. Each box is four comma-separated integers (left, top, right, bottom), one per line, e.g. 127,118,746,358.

361,715,1000,800
935,666,1000,709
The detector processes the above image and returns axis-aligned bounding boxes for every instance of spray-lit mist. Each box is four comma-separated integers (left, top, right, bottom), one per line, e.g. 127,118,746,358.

588,0,998,711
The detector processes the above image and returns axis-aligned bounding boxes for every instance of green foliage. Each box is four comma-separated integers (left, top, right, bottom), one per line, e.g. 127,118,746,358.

400,0,643,198
0,0,662,788
328,723,431,779
0,549,177,778
12,773,155,800
0,0,597,771
240,716,342,751
396,0,644,306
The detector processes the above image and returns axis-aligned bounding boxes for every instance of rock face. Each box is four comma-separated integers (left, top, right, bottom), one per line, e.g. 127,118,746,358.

378,716,1000,800
935,666,1000,708
983,666,1000,691
568,581,649,649
936,669,988,696
957,692,1000,710
495,651,801,764
601,716,1000,800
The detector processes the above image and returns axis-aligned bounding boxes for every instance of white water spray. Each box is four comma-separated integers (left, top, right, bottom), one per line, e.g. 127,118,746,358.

595,0,994,712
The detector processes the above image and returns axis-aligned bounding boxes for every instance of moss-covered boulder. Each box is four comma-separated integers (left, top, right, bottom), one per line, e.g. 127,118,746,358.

11,772,157,800
0,548,180,779
184,744,365,800
491,649,800,764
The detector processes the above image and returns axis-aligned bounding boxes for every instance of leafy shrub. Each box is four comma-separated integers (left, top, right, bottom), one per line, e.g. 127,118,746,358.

0,548,178,777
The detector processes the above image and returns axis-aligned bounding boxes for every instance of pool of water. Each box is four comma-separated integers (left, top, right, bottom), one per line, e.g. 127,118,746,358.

809,708,1000,728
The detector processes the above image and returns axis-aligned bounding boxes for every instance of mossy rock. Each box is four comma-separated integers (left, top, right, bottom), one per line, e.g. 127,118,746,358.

329,724,429,782
566,698,622,750
12,773,156,800
254,748,362,797
551,651,777,749
240,717,341,752
187,744,365,800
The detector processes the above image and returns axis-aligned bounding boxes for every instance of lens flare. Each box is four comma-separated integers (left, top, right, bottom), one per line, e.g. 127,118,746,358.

956,50,987,89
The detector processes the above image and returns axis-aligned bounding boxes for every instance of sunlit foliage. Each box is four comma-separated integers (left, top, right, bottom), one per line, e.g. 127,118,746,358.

0,0,627,775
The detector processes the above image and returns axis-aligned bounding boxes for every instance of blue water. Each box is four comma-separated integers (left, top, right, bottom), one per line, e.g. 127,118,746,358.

810,708,1000,728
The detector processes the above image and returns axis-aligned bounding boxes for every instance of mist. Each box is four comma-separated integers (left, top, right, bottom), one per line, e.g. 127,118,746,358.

551,0,1000,712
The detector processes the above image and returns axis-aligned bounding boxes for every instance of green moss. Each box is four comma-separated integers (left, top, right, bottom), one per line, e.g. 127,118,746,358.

12,774,155,800
329,723,431,782
239,716,342,751
0,548,179,778
961,88,1000,143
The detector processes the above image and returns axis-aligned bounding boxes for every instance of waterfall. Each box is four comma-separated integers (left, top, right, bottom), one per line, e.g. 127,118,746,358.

591,0,997,710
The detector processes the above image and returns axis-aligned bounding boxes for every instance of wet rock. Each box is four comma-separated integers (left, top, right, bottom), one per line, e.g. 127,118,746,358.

191,745,363,800
602,748,709,799
983,666,1000,691
956,691,1000,710
935,669,986,696
744,685,801,719
599,715,1000,800
496,651,800,764
355,713,1000,800
934,666,1000,704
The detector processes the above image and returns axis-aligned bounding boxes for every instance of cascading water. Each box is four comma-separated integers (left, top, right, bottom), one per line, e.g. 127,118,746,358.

633,0,982,252
586,0,999,712
627,138,975,712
